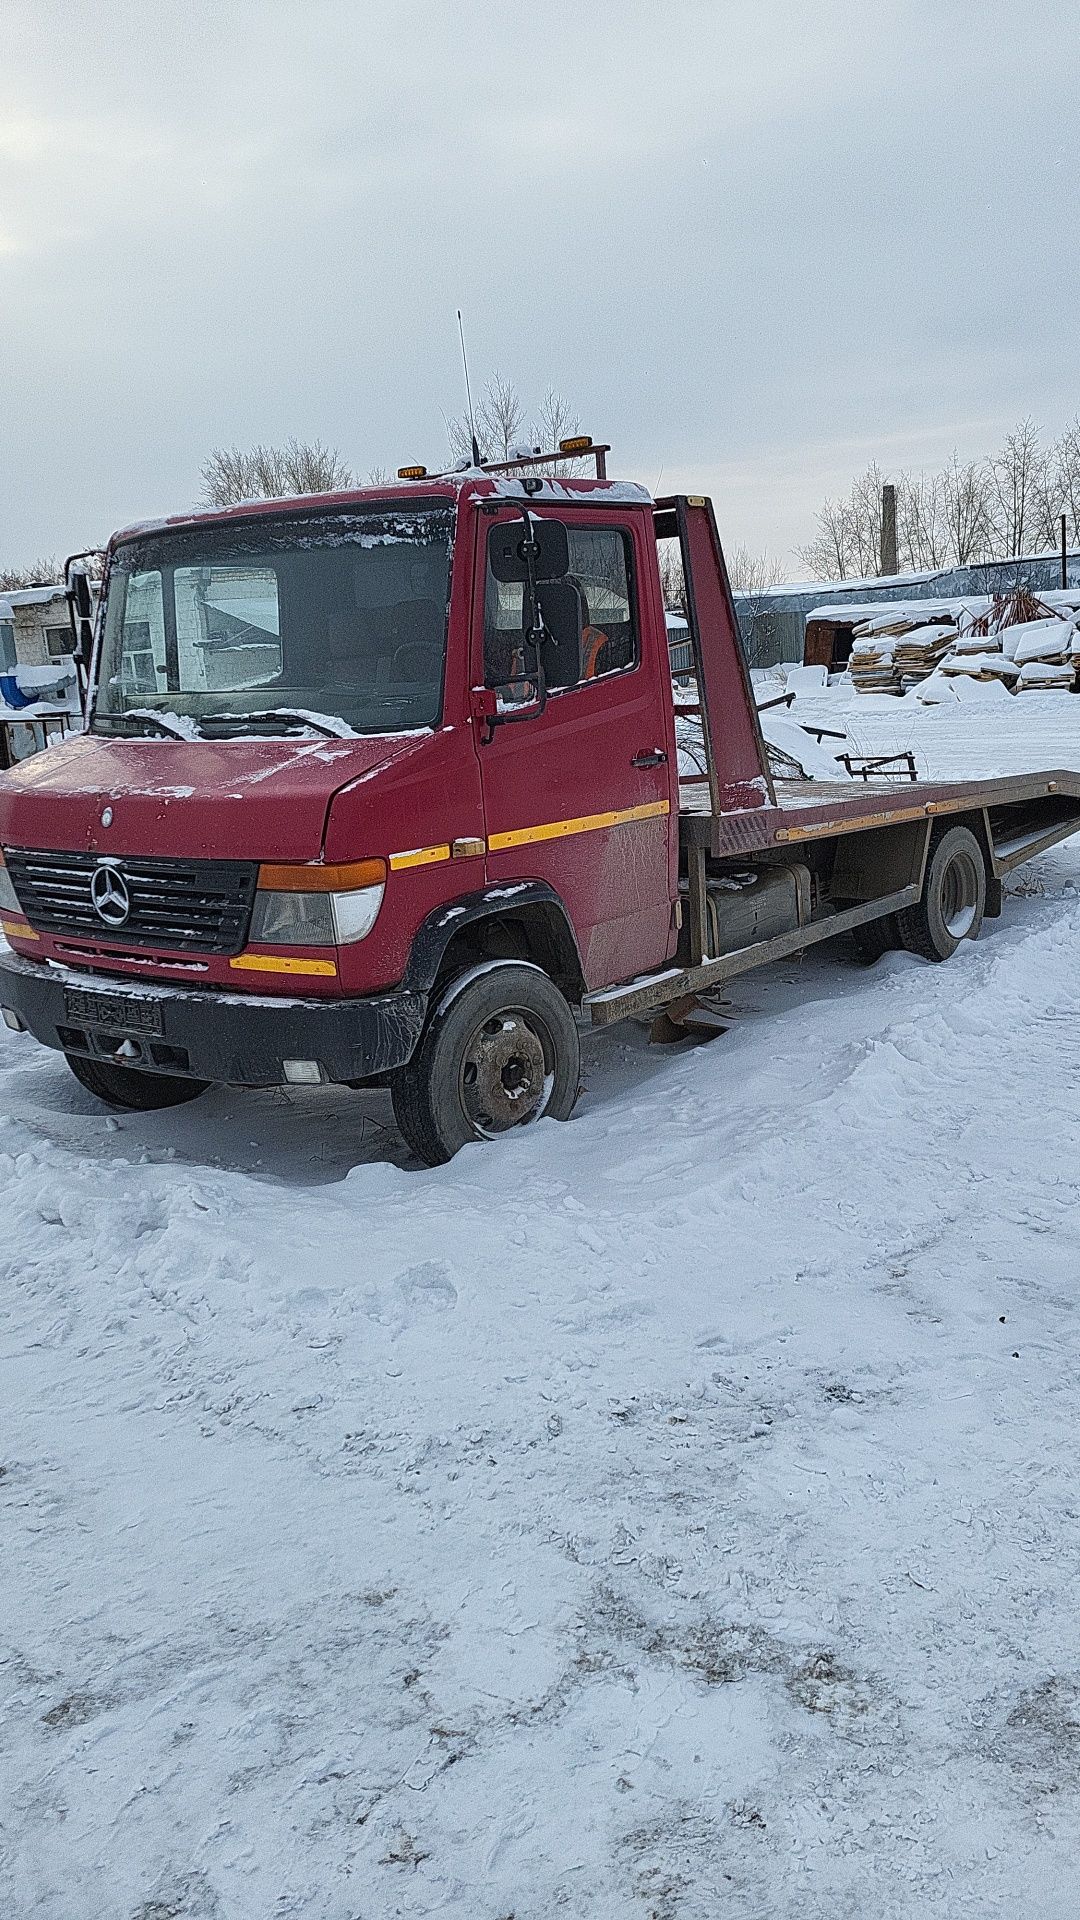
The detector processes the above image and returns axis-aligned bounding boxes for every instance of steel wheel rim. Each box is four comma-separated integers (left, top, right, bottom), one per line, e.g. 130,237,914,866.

459,1006,556,1140
940,849,980,939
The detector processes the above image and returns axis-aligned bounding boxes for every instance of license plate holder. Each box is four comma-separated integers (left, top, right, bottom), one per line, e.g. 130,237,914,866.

63,987,164,1038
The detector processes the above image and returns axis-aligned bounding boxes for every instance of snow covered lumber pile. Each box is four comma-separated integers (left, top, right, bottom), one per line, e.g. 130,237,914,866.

848,611,958,693
848,635,899,693
935,596,1080,696
834,586,1080,699
891,624,958,689
939,650,1020,686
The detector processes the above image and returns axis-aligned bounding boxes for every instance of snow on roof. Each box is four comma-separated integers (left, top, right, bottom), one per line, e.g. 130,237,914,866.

742,546,1080,605
745,566,945,602
806,597,990,625
3,583,67,607
486,475,652,504
112,474,654,544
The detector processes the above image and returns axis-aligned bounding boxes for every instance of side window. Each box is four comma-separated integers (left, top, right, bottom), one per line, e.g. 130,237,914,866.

484,524,638,690
44,625,73,661
117,570,166,695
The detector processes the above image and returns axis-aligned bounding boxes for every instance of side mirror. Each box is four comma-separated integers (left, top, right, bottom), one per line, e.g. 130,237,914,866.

71,569,93,621
66,563,96,672
488,516,569,585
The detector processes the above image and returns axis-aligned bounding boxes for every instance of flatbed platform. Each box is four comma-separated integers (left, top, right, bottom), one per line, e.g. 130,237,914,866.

678,768,1080,861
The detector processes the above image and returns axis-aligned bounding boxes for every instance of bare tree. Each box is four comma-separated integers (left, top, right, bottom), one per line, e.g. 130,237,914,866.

942,453,992,565
797,493,859,581
726,543,784,596
657,543,686,612
200,438,354,507
0,558,62,590
796,427,1070,580
447,375,588,474
448,372,524,467
986,417,1044,559
897,472,950,571
1032,417,1080,552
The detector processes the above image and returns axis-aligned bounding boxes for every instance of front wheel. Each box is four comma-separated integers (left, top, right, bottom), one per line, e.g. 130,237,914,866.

391,962,581,1166
65,1052,209,1111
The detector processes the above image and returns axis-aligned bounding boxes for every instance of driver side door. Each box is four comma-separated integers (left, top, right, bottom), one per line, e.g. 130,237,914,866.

475,507,678,990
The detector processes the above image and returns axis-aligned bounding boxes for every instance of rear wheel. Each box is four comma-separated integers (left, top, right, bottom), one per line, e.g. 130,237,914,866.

391,962,580,1166
896,824,986,962
65,1052,209,1111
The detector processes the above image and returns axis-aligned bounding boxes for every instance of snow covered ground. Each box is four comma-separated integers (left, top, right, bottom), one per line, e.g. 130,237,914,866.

6,709,1080,1916
777,680,1080,784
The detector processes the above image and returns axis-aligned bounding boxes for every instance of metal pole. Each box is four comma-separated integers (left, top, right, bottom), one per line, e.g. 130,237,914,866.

1061,513,1068,590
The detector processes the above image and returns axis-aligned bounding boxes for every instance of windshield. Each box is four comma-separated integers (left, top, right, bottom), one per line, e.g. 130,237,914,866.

93,504,454,738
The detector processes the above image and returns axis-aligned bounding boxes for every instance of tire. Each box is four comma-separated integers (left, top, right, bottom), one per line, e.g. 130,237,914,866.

65,1052,209,1112
852,912,900,962
896,824,986,962
391,962,581,1166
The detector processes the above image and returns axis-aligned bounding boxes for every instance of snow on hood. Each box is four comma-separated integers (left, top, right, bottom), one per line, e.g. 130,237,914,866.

0,727,433,863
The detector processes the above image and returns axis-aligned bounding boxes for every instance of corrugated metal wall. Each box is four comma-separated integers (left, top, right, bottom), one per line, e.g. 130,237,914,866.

733,550,1080,667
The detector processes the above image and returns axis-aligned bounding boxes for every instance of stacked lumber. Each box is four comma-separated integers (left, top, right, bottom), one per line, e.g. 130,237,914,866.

890,623,957,689
835,589,1080,698
849,613,957,693
939,649,1020,687
1016,659,1075,691
848,636,899,693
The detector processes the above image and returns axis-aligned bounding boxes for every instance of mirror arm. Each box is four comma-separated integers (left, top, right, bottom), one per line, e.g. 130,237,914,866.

516,505,551,716
481,504,551,740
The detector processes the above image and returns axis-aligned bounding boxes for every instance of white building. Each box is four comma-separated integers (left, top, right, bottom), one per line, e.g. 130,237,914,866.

0,583,94,670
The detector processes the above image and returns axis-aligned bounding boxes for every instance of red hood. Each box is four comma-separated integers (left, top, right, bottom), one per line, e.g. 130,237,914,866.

0,729,431,862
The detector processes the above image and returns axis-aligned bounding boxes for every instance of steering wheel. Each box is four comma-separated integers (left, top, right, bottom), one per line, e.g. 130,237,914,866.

391,642,440,683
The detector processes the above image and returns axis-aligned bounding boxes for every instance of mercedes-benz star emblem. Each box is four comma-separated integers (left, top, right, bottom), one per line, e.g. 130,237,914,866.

90,863,130,927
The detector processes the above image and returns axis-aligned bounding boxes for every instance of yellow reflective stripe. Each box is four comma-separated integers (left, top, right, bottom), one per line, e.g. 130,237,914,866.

386,802,671,869
488,799,669,853
1,918,38,940
230,953,337,977
389,844,452,871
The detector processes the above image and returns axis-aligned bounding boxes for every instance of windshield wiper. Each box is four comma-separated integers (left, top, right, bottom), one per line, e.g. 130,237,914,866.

93,710,199,741
201,708,350,739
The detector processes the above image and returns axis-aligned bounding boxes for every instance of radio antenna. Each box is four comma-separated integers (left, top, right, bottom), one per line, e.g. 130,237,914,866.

456,309,482,466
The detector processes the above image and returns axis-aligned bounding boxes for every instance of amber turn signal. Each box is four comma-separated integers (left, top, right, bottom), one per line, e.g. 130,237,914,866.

256,858,387,893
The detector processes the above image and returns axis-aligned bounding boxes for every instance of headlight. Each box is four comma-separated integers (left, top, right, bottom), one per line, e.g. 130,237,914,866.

249,859,386,948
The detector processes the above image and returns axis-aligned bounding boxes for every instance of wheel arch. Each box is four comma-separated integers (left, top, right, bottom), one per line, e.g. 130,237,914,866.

402,882,587,1005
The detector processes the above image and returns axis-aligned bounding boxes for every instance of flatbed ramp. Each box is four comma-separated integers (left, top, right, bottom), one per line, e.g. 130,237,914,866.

678,768,1080,861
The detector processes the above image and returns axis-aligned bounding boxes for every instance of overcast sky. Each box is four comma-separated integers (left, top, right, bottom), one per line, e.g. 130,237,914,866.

2,0,1077,571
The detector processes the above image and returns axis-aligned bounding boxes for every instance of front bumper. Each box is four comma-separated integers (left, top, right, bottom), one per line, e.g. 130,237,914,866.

0,948,426,1086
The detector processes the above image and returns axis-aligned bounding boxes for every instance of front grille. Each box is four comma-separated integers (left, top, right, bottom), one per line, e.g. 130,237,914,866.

4,847,258,955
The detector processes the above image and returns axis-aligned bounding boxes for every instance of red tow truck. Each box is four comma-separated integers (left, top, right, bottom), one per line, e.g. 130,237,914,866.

0,438,1078,1164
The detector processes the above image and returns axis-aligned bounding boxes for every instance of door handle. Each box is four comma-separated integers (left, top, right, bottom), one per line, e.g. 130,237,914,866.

632,749,667,768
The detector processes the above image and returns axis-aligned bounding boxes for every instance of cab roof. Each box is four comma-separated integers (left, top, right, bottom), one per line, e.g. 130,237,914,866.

111,472,654,548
